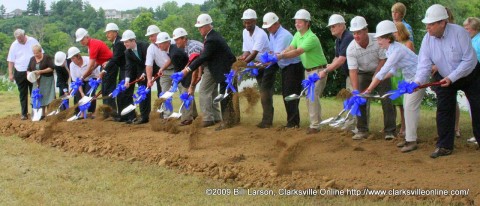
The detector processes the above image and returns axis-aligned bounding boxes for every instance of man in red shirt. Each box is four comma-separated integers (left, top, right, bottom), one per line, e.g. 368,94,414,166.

75,28,116,115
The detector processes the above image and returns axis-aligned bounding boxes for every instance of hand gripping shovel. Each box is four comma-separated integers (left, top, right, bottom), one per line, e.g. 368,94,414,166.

320,109,346,125
120,75,161,116
284,87,308,102
79,76,145,104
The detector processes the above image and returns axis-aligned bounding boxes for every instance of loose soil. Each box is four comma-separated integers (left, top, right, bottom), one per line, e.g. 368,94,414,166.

1,114,479,204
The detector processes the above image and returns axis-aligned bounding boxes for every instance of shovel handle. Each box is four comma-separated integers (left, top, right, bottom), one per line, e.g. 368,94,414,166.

418,81,442,89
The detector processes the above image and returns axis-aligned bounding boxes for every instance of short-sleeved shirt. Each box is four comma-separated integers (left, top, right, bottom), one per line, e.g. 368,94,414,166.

290,28,328,69
145,43,171,74
242,25,270,61
268,26,300,69
87,38,112,65
70,56,100,81
402,20,414,42
7,36,40,71
472,33,480,61
375,42,418,81
347,33,387,72
335,30,354,75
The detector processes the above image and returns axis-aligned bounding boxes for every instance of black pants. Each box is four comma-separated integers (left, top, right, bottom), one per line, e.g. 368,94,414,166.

102,65,119,111
74,80,97,114
219,80,238,126
281,62,304,127
256,64,279,125
434,62,480,150
138,81,151,121
58,83,69,110
14,70,32,116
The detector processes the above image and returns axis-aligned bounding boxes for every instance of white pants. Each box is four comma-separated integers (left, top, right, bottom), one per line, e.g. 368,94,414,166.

404,88,426,142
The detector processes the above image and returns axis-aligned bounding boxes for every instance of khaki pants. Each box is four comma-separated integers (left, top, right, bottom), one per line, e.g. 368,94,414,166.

198,67,222,122
305,68,328,129
180,84,198,121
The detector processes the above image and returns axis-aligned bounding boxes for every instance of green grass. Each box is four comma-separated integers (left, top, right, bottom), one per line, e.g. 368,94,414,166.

0,90,472,205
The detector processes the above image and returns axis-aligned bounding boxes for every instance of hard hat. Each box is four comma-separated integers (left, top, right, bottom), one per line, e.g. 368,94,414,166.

374,20,398,37
327,14,346,27
155,32,171,44
104,23,119,32
54,51,67,66
241,9,257,20
262,12,279,29
145,25,161,36
292,9,311,21
75,28,88,42
349,16,368,32
422,4,448,24
195,14,213,27
67,47,81,59
27,71,39,83
120,30,136,42
172,28,188,40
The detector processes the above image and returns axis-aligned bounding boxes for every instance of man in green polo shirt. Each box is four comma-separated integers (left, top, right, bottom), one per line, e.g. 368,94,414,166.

277,9,328,134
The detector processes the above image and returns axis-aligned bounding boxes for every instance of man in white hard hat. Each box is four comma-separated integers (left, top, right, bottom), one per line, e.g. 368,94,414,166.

239,9,274,128
276,9,328,134
262,12,302,128
121,30,151,124
346,16,396,141
54,51,70,110
67,46,101,116
181,13,237,131
144,25,165,98
104,23,127,121
7,28,40,120
414,4,480,157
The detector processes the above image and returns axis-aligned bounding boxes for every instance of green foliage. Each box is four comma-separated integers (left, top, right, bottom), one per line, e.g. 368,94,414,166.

0,77,16,91
0,32,12,75
130,12,158,42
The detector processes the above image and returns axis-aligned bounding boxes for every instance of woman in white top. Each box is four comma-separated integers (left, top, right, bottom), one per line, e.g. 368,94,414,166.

364,20,425,153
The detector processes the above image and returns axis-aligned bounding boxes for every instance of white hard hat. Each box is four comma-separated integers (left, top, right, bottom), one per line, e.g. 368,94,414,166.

27,71,39,83
327,14,346,27
172,28,188,40
349,16,368,32
293,9,311,21
241,9,257,20
120,30,136,42
422,4,449,24
75,28,88,42
67,47,81,59
54,51,67,66
104,23,119,32
155,32,171,44
145,25,161,36
262,12,279,29
195,14,213,27
374,20,398,38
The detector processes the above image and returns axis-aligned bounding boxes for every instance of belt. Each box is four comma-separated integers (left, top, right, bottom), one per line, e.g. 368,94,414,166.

305,65,326,72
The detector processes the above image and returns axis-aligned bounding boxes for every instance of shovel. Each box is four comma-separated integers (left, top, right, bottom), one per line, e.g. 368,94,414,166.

320,109,346,125
66,90,102,121
358,92,395,100
32,108,43,121
168,103,184,119
120,75,161,116
213,91,230,104
284,87,308,102
329,109,352,128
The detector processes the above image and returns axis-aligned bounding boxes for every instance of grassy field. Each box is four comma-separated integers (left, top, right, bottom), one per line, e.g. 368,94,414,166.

0,90,472,205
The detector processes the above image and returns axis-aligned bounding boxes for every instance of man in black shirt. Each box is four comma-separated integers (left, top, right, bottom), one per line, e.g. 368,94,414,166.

54,51,70,110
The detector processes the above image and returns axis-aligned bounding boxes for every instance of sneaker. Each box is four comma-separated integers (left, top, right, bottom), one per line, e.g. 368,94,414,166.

396,139,406,147
385,134,395,140
467,137,477,143
306,128,320,134
400,141,417,153
352,132,368,140
430,147,452,158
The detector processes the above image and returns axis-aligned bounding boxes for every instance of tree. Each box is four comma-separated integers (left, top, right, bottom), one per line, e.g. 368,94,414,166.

0,5,6,19
0,32,12,74
130,12,158,42
39,0,46,15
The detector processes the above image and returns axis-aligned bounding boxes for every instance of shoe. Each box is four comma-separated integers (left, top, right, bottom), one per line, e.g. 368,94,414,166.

215,123,232,131
400,141,417,153
385,134,395,140
202,121,215,127
430,147,452,158
179,120,193,126
256,122,272,128
214,120,221,123
134,118,148,125
306,128,320,134
455,130,461,138
467,137,477,144
396,139,406,148
125,118,137,124
352,132,368,140
21,115,28,120
285,124,299,129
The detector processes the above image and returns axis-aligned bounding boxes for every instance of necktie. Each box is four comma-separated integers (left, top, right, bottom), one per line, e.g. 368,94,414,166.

133,49,140,59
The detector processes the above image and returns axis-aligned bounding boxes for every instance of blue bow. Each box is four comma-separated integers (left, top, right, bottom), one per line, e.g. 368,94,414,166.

133,85,150,104
225,69,237,93
342,90,366,116
170,72,184,92
238,62,259,81
87,78,101,96
78,102,91,119
159,92,173,112
389,80,419,100
301,73,320,102
259,51,278,69
61,99,69,109
70,78,83,96
32,88,43,109
343,90,359,110
180,92,194,110
112,80,126,98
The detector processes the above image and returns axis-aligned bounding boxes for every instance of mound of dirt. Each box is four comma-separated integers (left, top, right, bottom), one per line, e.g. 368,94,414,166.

1,114,479,204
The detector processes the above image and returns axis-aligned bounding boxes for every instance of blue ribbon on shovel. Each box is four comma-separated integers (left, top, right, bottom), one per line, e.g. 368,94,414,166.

87,78,101,96
112,80,126,98
32,88,43,109
389,80,419,100
259,51,278,69
170,72,184,92
61,99,69,109
70,78,83,96
301,73,320,102
225,70,237,93
78,102,91,119
180,92,194,110
238,62,259,81
133,85,150,104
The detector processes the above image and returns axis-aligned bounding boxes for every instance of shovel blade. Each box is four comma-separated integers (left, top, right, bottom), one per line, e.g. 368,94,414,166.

67,114,79,122
168,112,182,119
78,96,93,106
47,109,59,116
213,94,225,104
284,94,300,102
32,108,43,121
121,104,136,116
159,91,174,99
320,117,334,125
